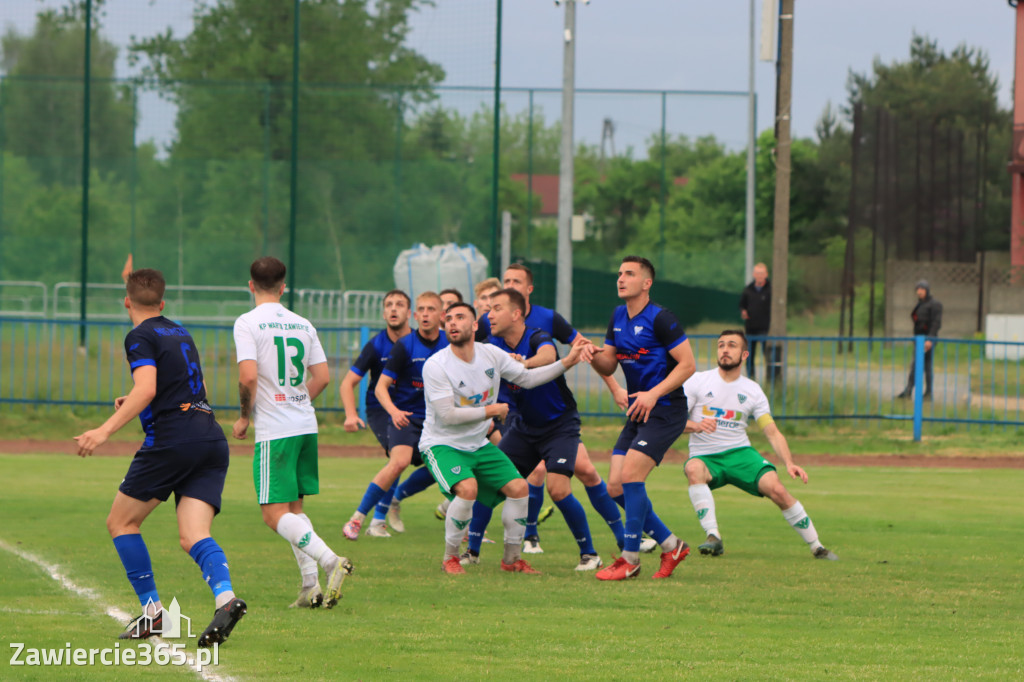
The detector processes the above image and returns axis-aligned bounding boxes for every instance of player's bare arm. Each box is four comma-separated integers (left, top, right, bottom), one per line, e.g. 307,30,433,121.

763,420,807,484
375,374,412,429
519,343,556,369
626,339,696,423
588,342,619,376
232,358,258,439
339,370,367,431
683,417,717,434
601,374,628,409
74,365,157,457
306,361,329,401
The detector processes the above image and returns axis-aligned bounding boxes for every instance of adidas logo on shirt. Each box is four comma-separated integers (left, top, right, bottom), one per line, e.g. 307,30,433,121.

458,381,465,388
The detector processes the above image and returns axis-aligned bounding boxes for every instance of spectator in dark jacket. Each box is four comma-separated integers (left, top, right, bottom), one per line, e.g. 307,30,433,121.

739,263,771,378
897,280,943,400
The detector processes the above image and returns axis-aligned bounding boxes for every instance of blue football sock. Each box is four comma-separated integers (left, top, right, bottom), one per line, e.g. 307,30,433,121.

188,537,233,598
586,481,625,549
554,494,595,556
644,507,672,545
467,502,493,554
395,466,436,502
356,482,387,516
622,482,650,554
525,483,545,537
613,493,626,509
112,534,159,609
374,480,398,521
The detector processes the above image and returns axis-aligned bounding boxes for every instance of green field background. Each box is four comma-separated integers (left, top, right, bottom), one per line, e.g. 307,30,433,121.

1,454,1022,681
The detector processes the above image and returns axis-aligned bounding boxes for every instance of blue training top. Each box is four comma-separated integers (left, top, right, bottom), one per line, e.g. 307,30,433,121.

488,328,577,429
380,330,449,419
476,303,579,344
604,301,687,408
350,329,401,411
124,316,225,449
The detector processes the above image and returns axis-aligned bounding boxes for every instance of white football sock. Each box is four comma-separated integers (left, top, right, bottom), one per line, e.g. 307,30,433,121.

444,497,474,558
781,501,822,550
502,496,529,563
292,514,319,588
276,512,339,571
688,484,720,540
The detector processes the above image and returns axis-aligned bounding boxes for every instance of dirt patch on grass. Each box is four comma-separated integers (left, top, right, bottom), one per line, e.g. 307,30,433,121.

4,440,1022,469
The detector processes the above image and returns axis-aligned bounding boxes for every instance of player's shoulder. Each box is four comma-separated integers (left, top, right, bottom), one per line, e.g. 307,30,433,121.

736,375,768,397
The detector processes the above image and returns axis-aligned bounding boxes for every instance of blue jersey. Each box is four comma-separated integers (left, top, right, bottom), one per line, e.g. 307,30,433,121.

381,330,449,419
124,316,225,449
605,301,687,408
350,329,402,411
489,328,577,428
476,304,579,344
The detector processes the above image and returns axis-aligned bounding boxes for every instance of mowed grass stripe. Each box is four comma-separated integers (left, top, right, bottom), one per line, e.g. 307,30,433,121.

1,454,1021,680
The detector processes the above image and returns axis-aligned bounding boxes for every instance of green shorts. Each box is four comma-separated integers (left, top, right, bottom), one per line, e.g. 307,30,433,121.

422,442,521,509
253,433,319,504
692,446,776,497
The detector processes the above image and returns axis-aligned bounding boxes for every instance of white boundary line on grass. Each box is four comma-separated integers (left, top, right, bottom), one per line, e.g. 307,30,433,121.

0,537,236,682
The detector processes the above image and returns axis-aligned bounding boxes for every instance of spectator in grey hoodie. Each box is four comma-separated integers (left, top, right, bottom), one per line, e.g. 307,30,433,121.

897,280,942,400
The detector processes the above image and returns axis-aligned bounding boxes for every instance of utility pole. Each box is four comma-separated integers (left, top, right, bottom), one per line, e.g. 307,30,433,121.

556,0,576,320
769,0,794,339
744,0,757,284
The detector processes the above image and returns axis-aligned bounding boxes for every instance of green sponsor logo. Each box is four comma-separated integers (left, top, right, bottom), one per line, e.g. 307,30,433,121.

697,509,708,520
795,517,810,530
515,517,528,527
298,532,311,548
452,518,470,531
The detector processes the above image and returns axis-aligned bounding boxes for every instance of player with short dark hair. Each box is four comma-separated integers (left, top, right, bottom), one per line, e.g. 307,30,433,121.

683,330,838,560
420,302,589,574
343,292,449,539
439,288,463,311
75,268,245,646
233,257,353,609
590,256,697,581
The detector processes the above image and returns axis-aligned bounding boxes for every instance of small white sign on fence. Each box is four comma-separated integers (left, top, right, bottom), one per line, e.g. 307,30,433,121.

984,314,1024,361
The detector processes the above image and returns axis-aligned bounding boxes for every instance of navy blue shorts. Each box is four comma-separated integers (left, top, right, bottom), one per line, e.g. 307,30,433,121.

612,401,687,465
387,417,424,467
366,408,390,453
499,415,580,478
491,410,520,440
119,438,230,513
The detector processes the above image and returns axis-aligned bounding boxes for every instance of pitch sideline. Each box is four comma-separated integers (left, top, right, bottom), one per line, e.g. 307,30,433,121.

0,537,236,682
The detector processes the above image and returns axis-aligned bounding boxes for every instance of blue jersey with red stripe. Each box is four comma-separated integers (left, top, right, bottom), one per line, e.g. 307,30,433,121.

488,328,577,428
350,329,401,411
604,301,687,408
381,330,449,419
124,316,224,449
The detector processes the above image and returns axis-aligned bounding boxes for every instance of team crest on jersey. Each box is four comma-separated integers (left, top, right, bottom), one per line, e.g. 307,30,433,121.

633,325,644,335
738,394,747,404
451,466,462,475
485,368,495,378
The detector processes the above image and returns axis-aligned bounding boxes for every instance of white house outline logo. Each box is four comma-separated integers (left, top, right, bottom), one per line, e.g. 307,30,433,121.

128,597,196,639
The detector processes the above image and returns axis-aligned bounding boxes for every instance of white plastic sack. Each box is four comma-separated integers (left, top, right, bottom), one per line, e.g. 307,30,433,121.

392,243,489,304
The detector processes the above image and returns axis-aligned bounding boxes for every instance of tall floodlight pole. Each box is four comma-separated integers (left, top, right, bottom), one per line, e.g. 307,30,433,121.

745,0,757,284
80,0,93,345
287,0,300,309
556,0,576,319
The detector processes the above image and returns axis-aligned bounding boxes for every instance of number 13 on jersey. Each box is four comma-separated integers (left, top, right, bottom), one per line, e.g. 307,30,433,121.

273,336,305,386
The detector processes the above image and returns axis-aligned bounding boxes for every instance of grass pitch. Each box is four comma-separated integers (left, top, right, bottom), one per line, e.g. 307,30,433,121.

1,454,1022,681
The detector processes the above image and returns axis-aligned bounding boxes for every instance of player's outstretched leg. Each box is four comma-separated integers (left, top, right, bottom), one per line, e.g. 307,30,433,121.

275,512,353,607
759,471,838,560
112,533,164,638
288,513,323,607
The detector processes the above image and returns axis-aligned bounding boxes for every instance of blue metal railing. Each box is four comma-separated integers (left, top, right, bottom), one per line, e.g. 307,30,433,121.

2,319,1022,440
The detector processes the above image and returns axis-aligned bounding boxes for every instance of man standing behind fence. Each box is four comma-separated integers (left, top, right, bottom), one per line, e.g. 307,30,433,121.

232,257,353,609
739,263,771,379
897,280,943,400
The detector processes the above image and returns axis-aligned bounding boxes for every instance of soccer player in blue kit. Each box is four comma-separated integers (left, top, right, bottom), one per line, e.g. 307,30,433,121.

339,289,434,536
343,291,449,539
75,269,245,645
590,256,697,581
459,288,606,571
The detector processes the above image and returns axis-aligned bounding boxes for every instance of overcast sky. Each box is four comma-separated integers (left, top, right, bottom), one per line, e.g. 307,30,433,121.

2,0,1017,153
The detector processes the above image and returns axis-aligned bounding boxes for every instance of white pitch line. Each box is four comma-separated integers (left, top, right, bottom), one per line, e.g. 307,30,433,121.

0,537,236,682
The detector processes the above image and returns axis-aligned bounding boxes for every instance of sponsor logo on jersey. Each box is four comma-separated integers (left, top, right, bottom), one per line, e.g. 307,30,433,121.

637,440,648,447
459,389,492,406
702,406,744,424
616,349,650,362
458,381,465,388
274,394,286,402
557,458,567,464
705,391,714,398
288,394,307,403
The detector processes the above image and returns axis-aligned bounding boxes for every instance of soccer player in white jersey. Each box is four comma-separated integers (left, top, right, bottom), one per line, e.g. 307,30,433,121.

232,257,353,609
420,302,589,574
683,330,838,560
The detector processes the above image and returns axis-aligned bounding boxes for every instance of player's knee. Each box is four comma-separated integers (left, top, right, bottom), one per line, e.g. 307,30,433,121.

546,476,571,501
606,482,623,498
684,460,710,485
576,467,601,486
504,478,528,499
452,479,478,500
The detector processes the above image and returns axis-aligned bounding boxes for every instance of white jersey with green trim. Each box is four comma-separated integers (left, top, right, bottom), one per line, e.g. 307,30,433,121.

233,302,327,441
420,343,531,453
683,369,772,457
